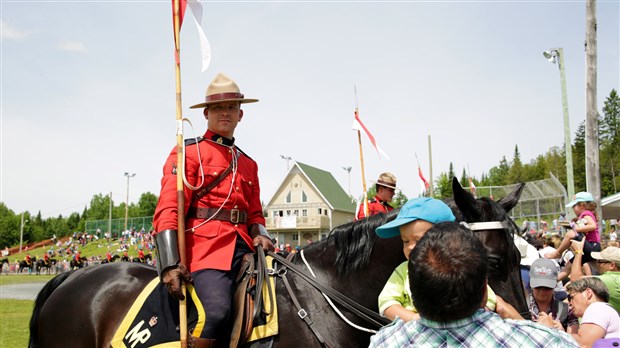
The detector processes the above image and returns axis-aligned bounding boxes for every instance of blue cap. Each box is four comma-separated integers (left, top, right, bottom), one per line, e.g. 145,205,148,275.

375,197,455,238
566,191,594,208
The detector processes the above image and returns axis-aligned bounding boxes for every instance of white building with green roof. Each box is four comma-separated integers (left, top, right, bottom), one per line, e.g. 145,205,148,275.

264,161,356,247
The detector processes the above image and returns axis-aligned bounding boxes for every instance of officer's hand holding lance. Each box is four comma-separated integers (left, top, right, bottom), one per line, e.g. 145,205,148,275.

162,264,193,301
250,224,275,252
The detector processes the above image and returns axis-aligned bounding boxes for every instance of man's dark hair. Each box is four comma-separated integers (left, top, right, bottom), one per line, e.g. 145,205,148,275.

408,221,488,322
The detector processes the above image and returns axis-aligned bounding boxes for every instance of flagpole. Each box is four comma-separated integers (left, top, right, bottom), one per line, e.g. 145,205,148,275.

172,1,188,347
356,112,369,217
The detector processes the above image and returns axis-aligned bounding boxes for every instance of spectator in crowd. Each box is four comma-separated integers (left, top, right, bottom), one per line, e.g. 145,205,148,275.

545,192,601,264
571,238,620,314
357,172,397,220
565,277,620,346
528,258,577,329
369,222,578,348
611,226,618,247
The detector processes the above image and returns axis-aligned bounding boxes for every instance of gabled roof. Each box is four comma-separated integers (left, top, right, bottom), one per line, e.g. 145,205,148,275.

269,161,355,213
602,191,620,220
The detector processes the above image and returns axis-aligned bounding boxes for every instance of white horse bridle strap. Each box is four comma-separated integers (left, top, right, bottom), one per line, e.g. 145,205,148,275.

464,221,505,231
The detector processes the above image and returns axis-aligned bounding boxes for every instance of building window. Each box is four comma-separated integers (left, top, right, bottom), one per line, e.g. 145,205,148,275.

302,209,308,217
286,210,292,216
292,234,299,241
286,191,292,203
318,208,322,215
301,190,308,203
324,209,328,216
294,210,299,216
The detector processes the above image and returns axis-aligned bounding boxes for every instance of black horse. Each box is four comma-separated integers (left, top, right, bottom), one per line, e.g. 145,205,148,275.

100,254,120,264
69,257,87,270
29,181,527,347
36,259,57,275
132,253,153,263
18,257,36,274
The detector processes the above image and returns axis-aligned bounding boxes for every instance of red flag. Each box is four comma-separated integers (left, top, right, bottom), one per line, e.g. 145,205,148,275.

418,167,430,192
172,0,187,65
171,0,211,70
352,110,389,159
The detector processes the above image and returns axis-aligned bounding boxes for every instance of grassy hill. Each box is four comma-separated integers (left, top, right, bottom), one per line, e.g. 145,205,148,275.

3,238,153,264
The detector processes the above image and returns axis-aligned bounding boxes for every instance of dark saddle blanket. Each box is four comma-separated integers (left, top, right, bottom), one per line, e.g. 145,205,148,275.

110,256,279,348
110,278,204,348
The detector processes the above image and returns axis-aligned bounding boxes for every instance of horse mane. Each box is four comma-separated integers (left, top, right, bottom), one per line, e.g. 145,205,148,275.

330,209,400,276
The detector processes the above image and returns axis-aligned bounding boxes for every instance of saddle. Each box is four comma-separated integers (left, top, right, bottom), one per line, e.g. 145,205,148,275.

230,249,278,347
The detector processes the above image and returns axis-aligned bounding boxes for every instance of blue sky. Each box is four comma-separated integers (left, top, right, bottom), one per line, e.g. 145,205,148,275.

1,1,619,217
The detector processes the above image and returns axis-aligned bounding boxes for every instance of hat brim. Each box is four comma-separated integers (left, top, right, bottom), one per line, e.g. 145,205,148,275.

530,277,557,289
591,251,603,260
189,98,259,109
370,180,400,191
375,217,417,238
565,199,579,208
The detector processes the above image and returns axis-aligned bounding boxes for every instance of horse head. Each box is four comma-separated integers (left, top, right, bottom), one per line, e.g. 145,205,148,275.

448,177,528,316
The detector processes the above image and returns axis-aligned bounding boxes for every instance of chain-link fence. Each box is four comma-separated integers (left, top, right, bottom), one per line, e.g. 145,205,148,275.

474,173,568,230
85,216,153,238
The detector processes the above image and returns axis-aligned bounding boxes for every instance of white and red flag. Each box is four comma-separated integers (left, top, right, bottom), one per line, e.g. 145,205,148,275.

352,110,389,159
172,0,211,71
469,177,477,197
418,167,430,193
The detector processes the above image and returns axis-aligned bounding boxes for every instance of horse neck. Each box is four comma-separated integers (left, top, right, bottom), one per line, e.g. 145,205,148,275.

298,236,405,310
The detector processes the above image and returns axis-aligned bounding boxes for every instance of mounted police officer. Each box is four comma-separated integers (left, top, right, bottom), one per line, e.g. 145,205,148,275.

153,73,273,348
357,172,397,219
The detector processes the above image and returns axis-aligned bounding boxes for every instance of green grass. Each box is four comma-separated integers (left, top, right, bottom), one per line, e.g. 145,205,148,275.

0,299,33,348
5,238,151,264
0,274,55,286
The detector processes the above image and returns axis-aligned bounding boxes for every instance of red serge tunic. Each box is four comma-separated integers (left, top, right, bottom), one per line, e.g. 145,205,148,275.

153,130,266,273
356,195,394,220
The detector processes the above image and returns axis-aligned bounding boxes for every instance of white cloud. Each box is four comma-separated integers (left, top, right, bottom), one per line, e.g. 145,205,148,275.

57,41,86,53
1,20,28,40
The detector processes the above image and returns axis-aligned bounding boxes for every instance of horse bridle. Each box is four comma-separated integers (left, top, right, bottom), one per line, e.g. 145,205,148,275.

461,221,511,278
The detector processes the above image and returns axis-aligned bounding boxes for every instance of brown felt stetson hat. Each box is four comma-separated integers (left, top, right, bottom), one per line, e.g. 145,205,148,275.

371,172,398,190
189,73,258,109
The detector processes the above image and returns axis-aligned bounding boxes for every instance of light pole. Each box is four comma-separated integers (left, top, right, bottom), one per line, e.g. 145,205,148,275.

124,172,136,231
280,155,292,171
342,166,352,196
543,48,575,208
19,213,28,253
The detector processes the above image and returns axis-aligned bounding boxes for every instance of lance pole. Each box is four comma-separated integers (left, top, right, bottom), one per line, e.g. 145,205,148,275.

354,86,369,217
172,0,188,346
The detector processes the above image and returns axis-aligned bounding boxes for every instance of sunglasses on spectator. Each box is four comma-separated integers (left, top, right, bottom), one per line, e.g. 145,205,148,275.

598,260,612,264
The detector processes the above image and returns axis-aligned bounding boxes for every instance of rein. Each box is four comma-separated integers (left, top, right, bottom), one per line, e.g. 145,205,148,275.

267,250,389,345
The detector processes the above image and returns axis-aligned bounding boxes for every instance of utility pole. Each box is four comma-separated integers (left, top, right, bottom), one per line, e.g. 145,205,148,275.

585,0,601,221
108,191,113,238
124,172,136,231
19,213,25,253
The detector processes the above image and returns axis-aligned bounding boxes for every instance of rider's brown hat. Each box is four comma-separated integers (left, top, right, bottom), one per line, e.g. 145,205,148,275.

189,73,258,109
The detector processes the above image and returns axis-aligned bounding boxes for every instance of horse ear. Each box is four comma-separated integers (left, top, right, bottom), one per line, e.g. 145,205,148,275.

452,177,481,220
497,183,525,213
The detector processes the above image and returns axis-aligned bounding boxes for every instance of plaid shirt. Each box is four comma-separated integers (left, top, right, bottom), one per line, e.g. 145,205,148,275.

369,309,578,348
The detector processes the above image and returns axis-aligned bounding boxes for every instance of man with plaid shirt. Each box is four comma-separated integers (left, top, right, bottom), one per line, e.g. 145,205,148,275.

369,222,578,348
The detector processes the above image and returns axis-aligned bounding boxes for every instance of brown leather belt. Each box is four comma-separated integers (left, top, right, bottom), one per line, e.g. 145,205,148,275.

187,207,248,224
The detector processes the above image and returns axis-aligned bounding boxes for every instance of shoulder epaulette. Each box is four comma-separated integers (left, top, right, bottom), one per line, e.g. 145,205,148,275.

185,136,204,146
